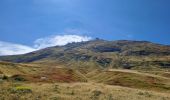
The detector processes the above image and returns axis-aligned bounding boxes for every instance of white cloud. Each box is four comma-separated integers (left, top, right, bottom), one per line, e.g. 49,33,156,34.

34,35,92,49
0,41,36,56
0,35,92,56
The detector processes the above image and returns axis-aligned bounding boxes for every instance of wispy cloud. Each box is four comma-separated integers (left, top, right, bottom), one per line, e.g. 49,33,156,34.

0,41,36,56
34,35,92,49
0,34,92,56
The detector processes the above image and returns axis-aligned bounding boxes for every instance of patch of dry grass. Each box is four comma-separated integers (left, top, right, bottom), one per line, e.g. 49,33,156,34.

0,82,170,100
1,61,170,100
87,69,170,92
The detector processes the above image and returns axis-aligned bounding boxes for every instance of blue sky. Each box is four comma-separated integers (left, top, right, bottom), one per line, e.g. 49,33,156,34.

0,0,170,55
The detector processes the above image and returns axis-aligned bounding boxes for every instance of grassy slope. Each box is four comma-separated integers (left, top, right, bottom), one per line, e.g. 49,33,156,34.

1,61,170,100
87,69,170,92
0,61,87,82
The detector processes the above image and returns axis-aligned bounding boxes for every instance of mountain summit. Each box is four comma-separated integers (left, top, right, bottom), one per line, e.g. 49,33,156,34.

0,39,170,70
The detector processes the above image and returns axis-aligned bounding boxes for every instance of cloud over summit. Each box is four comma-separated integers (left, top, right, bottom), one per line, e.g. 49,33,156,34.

34,35,92,49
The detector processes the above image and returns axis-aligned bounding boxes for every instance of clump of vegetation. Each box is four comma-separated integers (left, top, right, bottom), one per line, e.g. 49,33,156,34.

66,90,75,95
11,75,26,82
2,75,8,80
49,96,60,100
137,91,152,97
9,86,32,94
90,90,102,100
0,75,8,83
53,84,60,93
70,90,75,95
106,94,114,100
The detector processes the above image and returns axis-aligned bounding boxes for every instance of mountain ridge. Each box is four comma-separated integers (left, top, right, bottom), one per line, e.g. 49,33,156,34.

0,39,170,70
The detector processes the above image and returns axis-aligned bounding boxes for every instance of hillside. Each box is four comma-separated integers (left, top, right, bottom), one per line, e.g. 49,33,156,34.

0,61,87,83
1,39,170,100
87,69,170,92
0,39,170,70
1,61,170,100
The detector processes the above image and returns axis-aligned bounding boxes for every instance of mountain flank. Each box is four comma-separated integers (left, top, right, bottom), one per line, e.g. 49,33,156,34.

0,39,170,71
1,40,170,100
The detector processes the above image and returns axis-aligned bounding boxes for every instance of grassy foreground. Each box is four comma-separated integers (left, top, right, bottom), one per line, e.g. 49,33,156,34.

0,61,170,100
0,82,170,100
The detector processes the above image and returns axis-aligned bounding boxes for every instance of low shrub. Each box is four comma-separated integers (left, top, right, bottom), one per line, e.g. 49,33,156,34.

90,90,102,100
13,76,26,81
2,75,8,80
9,86,32,94
137,91,152,97
92,90,102,96
107,94,114,100
49,96,60,100
53,85,60,93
